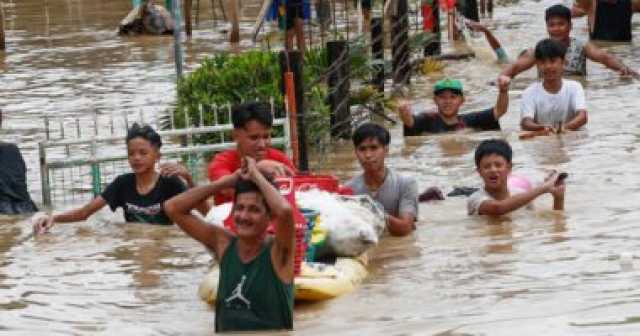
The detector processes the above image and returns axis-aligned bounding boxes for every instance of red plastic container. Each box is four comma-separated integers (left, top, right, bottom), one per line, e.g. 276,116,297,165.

292,175,340,193
274,178,308,276
337,185,353,195
293,223,307,276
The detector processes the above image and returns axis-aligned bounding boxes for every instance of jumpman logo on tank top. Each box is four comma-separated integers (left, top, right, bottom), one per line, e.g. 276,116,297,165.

224,275,251,309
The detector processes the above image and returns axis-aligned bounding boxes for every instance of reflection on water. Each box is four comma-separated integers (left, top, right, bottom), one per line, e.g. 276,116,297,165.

2,0,640,334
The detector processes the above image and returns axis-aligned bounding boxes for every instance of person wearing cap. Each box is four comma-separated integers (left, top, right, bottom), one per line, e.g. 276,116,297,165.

399,78,510,136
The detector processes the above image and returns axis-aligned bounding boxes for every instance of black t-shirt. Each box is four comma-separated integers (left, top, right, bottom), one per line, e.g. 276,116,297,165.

101,173,187,225
403,108,500,136
0,142,38,214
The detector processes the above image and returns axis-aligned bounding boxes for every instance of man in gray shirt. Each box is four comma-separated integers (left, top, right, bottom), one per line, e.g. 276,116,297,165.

346,123,418,236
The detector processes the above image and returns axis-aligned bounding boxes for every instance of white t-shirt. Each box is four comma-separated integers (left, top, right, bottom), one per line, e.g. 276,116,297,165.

520,79,587,128
467,187,529,216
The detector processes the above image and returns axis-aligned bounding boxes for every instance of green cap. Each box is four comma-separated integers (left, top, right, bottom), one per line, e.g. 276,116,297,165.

433,78,463,95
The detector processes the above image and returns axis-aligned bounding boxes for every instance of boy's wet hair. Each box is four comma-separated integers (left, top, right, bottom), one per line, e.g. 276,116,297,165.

126,123,162,149
232,102,273,129
545,4,571,23
474,139,512,167
534,38,567,61
233,177,275,212
352,122,391,147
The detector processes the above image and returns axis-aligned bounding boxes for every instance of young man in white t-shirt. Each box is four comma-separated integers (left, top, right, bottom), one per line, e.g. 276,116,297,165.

520,38,588,132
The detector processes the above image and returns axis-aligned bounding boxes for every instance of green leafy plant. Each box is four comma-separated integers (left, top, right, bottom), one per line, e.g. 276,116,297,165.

174,40,381,154
176,50,283,127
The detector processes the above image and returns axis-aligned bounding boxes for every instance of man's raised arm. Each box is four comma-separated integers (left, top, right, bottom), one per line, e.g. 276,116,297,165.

164,172,240,259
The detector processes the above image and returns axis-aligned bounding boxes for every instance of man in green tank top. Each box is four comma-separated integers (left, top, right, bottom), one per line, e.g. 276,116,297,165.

164,157,295,332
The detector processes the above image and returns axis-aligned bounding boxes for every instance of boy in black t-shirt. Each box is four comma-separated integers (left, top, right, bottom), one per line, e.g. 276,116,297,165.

33,124,209,233
399,78,510,136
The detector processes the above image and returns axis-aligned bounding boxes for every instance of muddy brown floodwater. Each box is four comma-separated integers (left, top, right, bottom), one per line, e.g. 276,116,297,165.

2,0,640,334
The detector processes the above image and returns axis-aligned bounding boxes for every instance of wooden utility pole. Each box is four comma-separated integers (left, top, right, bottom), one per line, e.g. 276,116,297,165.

1,5,5,50
173,0,184,79
228,0,240,42
184,0,192,36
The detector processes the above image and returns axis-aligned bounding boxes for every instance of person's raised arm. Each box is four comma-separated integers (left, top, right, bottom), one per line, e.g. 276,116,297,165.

164,172,240,259
242,157,295,282
480,26,502,52
634,0,640,12
584,42,638,77
397,100,416,128
493,77,510,119
499,50,536,80
571,0,590,17
256,160,295,178
466,21,506,61
551,178,565,211
478,172,560,216
160,162,211,215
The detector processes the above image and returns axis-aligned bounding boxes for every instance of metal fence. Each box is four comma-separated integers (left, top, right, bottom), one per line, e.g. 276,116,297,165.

38,102,291,207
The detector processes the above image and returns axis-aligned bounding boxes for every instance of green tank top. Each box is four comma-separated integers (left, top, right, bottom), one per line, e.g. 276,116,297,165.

215,238,294,332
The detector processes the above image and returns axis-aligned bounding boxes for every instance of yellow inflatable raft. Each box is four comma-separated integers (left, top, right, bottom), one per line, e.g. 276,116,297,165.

198,254,369,304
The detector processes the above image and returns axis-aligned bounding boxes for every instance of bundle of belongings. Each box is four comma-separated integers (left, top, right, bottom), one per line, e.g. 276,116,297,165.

118,1,175,35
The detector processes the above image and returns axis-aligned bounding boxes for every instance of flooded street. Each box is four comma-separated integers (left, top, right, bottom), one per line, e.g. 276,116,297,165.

2,0,640,334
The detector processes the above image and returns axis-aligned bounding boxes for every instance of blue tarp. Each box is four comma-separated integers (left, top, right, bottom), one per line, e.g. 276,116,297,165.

266,0,312,22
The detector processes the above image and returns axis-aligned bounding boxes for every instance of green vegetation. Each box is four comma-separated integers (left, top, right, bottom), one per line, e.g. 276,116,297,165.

176,50,282,128
173,42,380,153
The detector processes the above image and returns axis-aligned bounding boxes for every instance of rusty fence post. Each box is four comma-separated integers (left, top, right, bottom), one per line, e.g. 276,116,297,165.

1,5,5,50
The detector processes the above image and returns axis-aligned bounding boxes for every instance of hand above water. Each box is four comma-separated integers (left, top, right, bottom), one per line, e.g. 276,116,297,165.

619,65,639,79
541,170,566,198
255,159,294,178
497,75,510,92
159,162,193,186
396,98,412,113
497,75,511,89
31,212,54,235
240,156,261,181
465,20,488,33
